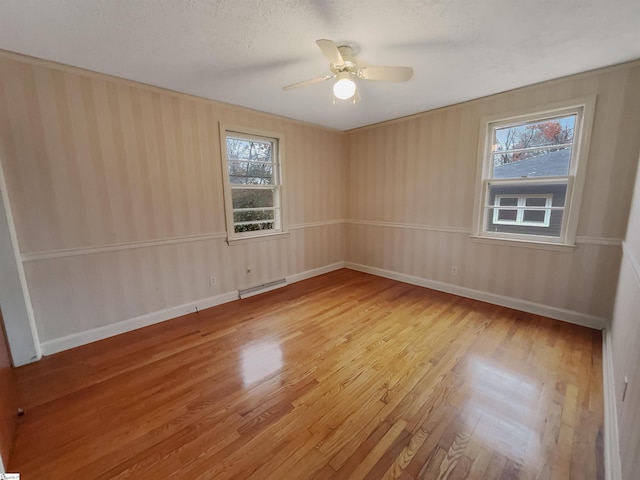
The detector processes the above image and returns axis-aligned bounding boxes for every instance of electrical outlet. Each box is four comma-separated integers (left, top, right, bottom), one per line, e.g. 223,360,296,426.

209,276,216,287
451,266,458,276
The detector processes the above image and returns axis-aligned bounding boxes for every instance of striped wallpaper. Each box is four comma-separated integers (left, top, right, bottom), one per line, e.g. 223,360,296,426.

0,52,346,342
345,62,640,319
0,50,639,349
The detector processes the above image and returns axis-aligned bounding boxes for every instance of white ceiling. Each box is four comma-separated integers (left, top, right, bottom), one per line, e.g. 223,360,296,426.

1,1,639,131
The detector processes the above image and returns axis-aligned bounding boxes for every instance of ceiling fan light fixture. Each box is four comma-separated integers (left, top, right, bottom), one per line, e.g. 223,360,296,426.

333,77,356,100
282,39,413,105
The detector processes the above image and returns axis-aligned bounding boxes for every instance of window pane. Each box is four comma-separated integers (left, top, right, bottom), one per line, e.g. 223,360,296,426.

523,210,546,223
493,147,571,178
233,209,275,224
227,137,274,185
492,114,575,179
227,137,272,160
231,188,274,209
498,197,518,207
228,160,273,185
234,222,275,233
487,183,566,237
233,209,276,233
525,197,547,207
493,115,576,151
497,209,517,222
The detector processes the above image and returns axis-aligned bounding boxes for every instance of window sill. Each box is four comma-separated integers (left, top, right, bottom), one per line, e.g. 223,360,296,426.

226,231,290,246
470,235,576,252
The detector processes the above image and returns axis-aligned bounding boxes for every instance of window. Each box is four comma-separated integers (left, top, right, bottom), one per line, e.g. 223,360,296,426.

493,195,552,227
219,125,286,243
473,98,595,246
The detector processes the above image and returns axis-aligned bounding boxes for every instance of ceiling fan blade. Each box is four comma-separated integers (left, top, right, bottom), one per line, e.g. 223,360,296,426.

359,66,413,82
316,39,344,65
282,75,333,91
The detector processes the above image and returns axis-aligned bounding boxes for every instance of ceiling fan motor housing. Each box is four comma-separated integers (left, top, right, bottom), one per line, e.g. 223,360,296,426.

331,46,358,75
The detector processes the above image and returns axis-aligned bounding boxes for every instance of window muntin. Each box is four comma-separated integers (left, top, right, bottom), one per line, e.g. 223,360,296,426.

474,100,594,246
220,127,285,241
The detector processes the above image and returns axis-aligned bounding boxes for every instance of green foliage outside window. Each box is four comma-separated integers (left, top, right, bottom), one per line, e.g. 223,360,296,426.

227,136,278,232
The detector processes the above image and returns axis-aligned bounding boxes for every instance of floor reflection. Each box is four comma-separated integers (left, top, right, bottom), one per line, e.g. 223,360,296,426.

465,357,541,463
240,338,284,387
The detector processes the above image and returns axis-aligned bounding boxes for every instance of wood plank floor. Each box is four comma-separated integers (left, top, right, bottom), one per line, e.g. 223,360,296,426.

9,269,604,479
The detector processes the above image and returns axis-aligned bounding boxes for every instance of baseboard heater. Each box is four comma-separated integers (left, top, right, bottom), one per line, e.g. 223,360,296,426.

239,278,288,299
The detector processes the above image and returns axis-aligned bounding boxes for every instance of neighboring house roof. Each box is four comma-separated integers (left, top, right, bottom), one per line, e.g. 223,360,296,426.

493,148,570,178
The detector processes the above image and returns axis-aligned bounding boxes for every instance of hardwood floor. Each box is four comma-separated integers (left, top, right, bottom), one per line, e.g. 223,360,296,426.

10,269,604,479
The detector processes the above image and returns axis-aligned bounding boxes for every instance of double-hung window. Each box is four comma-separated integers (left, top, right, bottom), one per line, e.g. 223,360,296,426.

473,98,595,247
219,125,286,243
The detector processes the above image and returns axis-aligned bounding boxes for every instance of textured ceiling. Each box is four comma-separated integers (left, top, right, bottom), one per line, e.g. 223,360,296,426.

1,0,639,131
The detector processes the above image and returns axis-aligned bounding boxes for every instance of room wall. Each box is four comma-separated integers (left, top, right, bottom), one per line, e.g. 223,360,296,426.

345,62,640,322
0,52,346,350
1,50,639,358
610,150,640,480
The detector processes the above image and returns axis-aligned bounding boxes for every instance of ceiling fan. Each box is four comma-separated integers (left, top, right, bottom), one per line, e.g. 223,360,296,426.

283,39,413,102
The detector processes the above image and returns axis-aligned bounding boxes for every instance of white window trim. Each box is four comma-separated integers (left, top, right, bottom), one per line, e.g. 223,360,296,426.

471,96,596,248
219,123,288,245
493,194,553,227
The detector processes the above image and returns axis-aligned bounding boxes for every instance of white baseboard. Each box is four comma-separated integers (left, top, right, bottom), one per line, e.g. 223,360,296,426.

286,261,345,284
602,329,622,480
40,260,607,356
40,290,239,355
344,262,608,330
40,262,347,356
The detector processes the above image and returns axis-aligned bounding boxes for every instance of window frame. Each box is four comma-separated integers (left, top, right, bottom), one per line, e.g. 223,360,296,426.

219,124,288,245
472,97,596,248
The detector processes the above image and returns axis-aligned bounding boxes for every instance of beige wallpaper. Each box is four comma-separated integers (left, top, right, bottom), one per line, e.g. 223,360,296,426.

0,53,346,343
610,154,640,480
1,49,639,349
345,62,640,319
